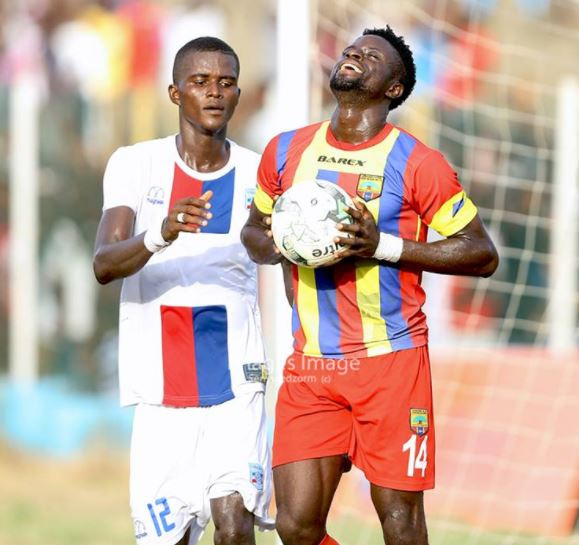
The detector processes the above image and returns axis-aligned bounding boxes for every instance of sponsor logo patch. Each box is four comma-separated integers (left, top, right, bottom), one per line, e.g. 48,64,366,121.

249,463,264,491
317,155,366,167
134,520,148,540
356,174,384,201
146,186,165,205
410,408,429,436
243,362,269,383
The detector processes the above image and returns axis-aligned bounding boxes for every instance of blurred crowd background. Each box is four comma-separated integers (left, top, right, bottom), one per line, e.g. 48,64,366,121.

0,0,577,542
0,0,577,390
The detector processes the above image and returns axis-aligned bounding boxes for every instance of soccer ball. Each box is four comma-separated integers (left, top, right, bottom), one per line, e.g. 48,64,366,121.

271,179,355,268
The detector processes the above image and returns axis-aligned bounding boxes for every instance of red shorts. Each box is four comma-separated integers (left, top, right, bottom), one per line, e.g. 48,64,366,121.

273,346,435,491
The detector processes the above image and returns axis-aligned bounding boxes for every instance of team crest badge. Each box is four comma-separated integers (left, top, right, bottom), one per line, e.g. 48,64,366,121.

356,174,384,201
249,463,264,491
245,188,256,209
410,408,429,436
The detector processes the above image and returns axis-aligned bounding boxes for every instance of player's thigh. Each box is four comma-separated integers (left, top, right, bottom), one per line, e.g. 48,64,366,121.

350,346,435,491
205,391,273,530
130,404,207,545
273,456,347,526
273,354,353,467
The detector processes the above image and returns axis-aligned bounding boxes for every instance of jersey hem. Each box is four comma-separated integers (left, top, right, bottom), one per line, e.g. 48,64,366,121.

272,448,349,468
294,337,428,359
364,471,435,491
119,382,265,408
162,389,235,407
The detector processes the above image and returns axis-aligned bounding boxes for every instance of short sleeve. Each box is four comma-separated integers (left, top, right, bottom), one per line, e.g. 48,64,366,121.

102,146,141,212
254,135,283,215
410,151,478,237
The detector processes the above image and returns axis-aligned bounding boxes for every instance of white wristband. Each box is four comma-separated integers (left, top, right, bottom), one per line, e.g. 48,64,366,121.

373,233,403,263
143,216,171,253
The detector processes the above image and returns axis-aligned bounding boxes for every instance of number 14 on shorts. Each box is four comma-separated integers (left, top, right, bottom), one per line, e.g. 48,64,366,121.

402,434,428,477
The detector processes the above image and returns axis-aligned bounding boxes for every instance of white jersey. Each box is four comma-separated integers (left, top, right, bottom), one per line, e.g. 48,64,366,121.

102,135,267,408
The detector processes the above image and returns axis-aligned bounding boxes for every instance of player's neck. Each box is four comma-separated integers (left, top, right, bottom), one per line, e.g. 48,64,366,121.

330,103,389,145
176,129,230,173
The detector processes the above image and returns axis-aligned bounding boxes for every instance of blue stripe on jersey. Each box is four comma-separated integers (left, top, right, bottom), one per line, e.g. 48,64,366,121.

276,131,297,174
452,194,465,216
192,305,233,406
316,169,340,183
378,132,417,350
291,304,300,336
201,169,235,234
314,267,343,357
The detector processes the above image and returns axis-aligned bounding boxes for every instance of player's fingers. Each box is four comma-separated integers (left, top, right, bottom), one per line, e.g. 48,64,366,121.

334,235,356,247
345,205,363,220
336,222,360,234
265,229,273,238
183,205,213,220
180,223,204,234
262,215,272,227
200,190,213,204
179,213,209,227
180,193,212,209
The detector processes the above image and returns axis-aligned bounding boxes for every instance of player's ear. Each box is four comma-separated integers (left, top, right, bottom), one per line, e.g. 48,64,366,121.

168,84,180,106
385,81,403,101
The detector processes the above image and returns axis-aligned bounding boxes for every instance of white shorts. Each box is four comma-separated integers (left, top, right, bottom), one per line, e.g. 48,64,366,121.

129,390,274,545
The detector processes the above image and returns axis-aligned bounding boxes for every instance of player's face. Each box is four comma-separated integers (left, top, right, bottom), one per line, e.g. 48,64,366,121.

170,51,240,135
330,34,400,98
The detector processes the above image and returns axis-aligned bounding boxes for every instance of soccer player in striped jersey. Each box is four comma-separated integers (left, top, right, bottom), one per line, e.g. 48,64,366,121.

93,37,273,545
241,26,498,545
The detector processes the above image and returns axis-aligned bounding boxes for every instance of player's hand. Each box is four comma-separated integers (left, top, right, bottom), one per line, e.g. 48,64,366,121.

262,195,281,256
334,199,380,259
162,190,213,241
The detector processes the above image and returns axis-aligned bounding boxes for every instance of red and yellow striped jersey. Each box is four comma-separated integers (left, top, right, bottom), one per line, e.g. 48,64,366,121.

254,121,477,358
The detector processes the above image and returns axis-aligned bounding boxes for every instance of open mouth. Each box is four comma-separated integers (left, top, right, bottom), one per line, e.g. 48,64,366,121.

340,62,363,74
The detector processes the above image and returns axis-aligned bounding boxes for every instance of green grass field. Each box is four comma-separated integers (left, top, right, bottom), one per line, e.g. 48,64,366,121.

0,445,577,545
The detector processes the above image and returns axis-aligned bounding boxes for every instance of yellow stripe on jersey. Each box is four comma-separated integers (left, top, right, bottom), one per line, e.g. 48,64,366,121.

254,185,274,215
296,267,321,356
415,216,422,241
355,260,391,355
292,122,400,193
429,191,478,237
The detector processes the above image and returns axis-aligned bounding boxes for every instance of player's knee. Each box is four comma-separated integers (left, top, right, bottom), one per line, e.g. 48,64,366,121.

276,510,326,545
380,511,428,545
213,521,254,545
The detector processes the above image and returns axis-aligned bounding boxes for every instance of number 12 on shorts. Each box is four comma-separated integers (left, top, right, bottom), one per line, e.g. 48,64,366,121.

402,435,428,477
147,497,176,537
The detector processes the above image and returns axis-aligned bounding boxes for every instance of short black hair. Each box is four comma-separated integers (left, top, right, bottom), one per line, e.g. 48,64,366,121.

172,36,240,84
363,26,416,110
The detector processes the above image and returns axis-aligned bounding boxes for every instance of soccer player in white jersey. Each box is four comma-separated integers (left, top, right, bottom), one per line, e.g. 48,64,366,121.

93,37,273,545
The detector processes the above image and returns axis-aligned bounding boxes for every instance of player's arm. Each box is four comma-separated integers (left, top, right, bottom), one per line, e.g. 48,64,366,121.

335,202,498,277
93,192,213,284
240,202,284,266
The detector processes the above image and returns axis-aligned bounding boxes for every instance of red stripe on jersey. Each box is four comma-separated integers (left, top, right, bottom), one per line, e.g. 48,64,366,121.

281,123,323,192
169,164,203,211
292,266,307,352
161,305,199,405
336,172,360,199
333,262,366,357
399,146,429,345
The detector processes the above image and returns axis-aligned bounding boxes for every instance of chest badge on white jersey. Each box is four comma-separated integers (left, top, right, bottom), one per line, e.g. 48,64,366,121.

245,188,256,209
